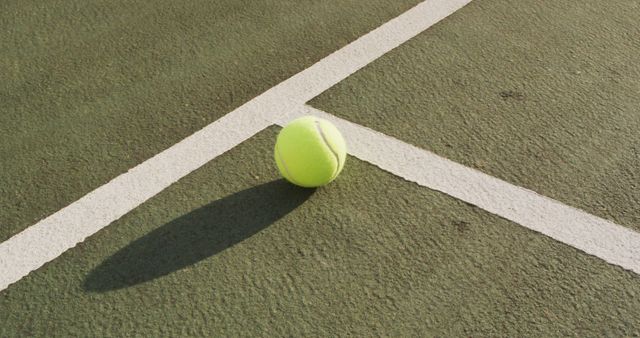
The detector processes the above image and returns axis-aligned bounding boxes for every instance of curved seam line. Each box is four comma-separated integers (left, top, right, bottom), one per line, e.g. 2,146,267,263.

276,145,301,186
314,120,340,179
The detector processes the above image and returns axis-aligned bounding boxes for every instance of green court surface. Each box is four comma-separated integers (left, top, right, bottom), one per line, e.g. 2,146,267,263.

1,129,639,336
311,0,640,231
2,0,640,336
0,0,420,242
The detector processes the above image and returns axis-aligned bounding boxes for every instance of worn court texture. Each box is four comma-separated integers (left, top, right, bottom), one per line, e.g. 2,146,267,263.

2,129,640,336
2,0,640,336
0,0,422,242
311,0,640,232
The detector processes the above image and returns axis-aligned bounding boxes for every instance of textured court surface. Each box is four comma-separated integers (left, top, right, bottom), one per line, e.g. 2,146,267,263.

2,0,639,336
0,0,421,242
2,129,639,336
311,0,640,231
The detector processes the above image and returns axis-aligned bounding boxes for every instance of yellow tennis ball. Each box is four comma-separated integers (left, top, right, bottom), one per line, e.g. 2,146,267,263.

274,116,347,188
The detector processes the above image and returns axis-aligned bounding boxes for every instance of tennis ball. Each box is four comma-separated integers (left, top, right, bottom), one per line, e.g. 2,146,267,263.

274,116,347,188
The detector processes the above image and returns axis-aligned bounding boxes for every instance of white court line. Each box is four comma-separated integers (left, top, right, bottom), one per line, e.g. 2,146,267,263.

0,0,473,291
274,105,640,275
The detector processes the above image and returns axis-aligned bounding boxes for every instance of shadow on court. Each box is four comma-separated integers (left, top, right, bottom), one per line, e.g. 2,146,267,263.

84,179,314,292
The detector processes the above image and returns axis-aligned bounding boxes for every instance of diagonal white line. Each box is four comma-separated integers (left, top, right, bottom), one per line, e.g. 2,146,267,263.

0,112,272,291
0,0,473,292
278,105,640,275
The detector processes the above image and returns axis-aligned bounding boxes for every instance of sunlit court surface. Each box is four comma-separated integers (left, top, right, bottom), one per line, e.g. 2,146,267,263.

1,0,639,336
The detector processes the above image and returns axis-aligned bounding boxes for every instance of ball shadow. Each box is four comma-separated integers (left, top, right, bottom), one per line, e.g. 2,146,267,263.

84,179,313,292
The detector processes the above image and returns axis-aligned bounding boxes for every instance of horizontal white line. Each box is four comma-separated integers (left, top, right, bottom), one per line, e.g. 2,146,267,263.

0,0,473,291
282,105,640,275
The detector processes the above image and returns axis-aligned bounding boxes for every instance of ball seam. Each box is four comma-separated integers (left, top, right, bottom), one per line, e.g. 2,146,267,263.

314,120,341,180
275,144,303,186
